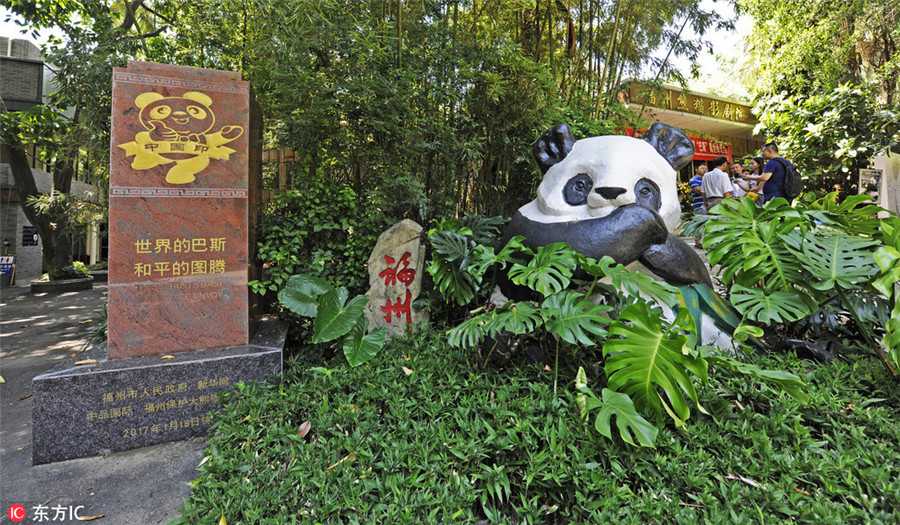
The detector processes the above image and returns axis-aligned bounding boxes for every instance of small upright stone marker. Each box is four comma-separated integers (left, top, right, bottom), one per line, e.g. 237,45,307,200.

32,62,284,465
363,219,428,337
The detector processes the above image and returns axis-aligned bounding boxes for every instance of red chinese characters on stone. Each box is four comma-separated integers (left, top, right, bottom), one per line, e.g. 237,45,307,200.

379,252,416,288
379,252,416,325
382,289,412,325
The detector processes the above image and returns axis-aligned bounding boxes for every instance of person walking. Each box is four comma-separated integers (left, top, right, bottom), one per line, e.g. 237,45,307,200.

700,156,732,210
746,143,792,203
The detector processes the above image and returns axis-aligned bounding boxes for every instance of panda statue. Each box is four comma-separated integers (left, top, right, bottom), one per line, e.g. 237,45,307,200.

498,122,736,349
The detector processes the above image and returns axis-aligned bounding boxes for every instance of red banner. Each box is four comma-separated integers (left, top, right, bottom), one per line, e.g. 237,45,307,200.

690,137,732,162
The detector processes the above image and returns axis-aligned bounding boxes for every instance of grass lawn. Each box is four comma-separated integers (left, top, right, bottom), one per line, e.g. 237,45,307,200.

173,330,900,524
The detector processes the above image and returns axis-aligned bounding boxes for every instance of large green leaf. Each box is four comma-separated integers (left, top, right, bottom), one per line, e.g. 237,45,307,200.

428,257,481,306
730,284,812,325
448,313,493,348
703,198,804,292
604,303,705,427
429,230,473,265
784,229,879,291
342,317,386,367
579,255,680,306
705,353,809,404
508,242,577,296
278,274,331,317
487,301,543,335
587,389,659,448
802,192,887,236
312,288,369,343
542,291,611,345
575,367,658,448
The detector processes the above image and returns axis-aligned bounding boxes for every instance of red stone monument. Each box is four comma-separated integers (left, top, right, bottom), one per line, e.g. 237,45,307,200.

108,61,251,358
31,62,283,465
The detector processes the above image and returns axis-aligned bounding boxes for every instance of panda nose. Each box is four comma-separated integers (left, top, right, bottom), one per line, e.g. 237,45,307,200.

595,187,627,200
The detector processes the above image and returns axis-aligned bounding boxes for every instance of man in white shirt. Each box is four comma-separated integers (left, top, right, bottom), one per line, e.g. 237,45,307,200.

700,156,732,209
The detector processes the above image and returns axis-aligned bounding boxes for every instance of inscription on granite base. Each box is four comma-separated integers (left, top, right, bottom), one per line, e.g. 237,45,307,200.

32,320,285,465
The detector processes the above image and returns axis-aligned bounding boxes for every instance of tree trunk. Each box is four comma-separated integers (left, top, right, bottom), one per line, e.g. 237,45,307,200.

5,138,73,273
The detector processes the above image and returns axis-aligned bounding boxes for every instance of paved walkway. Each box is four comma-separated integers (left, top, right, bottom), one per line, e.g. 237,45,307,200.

1,284,204,524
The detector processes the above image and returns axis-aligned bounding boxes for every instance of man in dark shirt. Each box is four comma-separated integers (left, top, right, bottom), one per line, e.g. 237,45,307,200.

746,142,790,203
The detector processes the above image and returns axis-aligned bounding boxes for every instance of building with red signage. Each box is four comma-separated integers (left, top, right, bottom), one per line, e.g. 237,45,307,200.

623,82,765,181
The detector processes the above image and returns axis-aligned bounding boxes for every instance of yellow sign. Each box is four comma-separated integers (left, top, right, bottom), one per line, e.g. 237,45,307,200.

626,85,756,126
118,91,244,184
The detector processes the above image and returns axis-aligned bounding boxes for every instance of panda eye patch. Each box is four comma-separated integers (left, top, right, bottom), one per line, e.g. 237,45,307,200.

149,105,171,120
634,178,661,211
563,173,593,206
187,105,207,119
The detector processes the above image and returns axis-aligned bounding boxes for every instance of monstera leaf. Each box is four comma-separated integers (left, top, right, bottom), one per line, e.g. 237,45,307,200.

604,303,707,427
488,301,543,335
802,192,887,236
312,287,369,344
590,389,659,448
575,366,658,448
448,313,494,348
542,291,611,345
508,242,577,296
783,229,880,291
342,317,386,367
427,257,481,306
703,198,804,292
578,255,680,306
729,284,812,325
429,229,474,265
278,274,331,317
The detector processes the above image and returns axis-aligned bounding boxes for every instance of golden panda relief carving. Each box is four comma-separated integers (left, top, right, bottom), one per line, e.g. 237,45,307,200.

119,91,244,184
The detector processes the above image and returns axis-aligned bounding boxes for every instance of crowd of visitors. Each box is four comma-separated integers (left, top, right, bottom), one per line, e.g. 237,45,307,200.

688,143,793,216
686,143,794,247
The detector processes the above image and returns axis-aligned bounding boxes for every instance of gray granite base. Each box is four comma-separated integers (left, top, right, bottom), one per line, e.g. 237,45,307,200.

32,318,286,465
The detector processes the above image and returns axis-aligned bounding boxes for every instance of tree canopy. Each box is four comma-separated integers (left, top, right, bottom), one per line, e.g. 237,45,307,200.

4,0,733,223
738,0,899,103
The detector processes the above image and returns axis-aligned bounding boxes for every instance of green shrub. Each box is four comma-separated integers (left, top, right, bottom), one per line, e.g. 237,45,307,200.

685,193,900,373
251,175,388,299
48,261,89,281
174,331,900,524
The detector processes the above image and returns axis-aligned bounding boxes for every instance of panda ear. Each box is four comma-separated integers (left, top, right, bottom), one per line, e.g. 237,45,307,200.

641,122,695,172
533,124,576,174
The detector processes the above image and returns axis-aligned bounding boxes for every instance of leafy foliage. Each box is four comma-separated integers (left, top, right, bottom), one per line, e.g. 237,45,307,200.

431,227,804,446
278,274,385,367
605,304,706,427
175,331,899,523
873,219,900,370
576,367,658,448
251,177,387,299
693,194,899,373
740,0,899,103
753,84,900,199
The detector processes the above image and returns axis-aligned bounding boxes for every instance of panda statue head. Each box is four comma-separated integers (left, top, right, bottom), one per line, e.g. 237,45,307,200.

499,122,711,299
529,122,693,230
